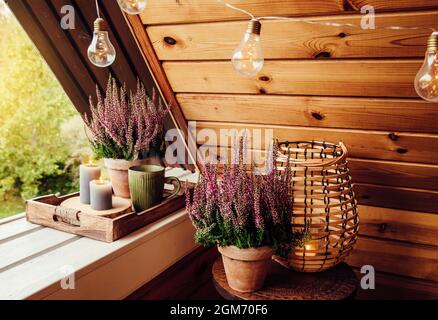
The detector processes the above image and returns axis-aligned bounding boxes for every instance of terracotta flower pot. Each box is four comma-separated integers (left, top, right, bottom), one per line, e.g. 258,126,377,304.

104,158,149,198
218,245,274,293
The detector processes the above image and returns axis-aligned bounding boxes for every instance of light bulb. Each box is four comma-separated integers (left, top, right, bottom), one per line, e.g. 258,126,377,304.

87,18,116,68
415,32,438,102
117,0,147,15
232,20,264,77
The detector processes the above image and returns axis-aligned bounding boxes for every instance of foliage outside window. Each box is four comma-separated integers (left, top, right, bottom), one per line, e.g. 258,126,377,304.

0,0,91,219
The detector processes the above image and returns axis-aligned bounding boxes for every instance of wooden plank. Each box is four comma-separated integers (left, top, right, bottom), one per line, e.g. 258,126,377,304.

0,218,41,242
358,205,438,246
0,228,79,271
199,145,438,190
355,183,438,214
164,60,421,97
179,94,438,133
346,236,438,281
127,14,200,171
25,0,98,104
51,0,108,92
0,213,25,225
148,10,438,61
96,0,158,94
186,264,438,299
126,247,219,300
199,144,438,212
348,0,438,11
73,0,137,91
140,0,345,25
349,158,438,190
353,269,438,300
195,122,438,164
0,210,194,300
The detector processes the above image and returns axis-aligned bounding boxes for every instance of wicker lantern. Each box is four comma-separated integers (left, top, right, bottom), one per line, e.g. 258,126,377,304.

275,141,359,272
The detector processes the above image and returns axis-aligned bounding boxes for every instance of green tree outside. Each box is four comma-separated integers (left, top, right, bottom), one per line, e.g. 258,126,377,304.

0,0,91,219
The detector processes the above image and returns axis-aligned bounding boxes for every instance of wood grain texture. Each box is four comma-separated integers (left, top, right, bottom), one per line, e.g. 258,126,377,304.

195,122,438,164
349,158,438,190
126,247,219,300
179,94,438,133
168,264,438,300
199,145,438,191
164,60,421,97
346,236,438,281
127,14,200,171
26,186,188,242
148,11,437,61
355,183,438,214
348,0,438,11
140,0,344,25
213,258,358,300
359,205,438,246
353,269,438,300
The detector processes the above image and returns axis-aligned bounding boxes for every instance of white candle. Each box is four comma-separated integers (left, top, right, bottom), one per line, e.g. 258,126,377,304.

90,178,112,210
80,162,101,204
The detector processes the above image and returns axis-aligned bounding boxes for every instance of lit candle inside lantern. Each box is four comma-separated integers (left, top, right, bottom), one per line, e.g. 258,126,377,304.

90,177,113,211
304,243,317,257
79,160,101,204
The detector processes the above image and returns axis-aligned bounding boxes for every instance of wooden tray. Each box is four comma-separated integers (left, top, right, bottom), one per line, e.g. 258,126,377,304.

25,187,190,242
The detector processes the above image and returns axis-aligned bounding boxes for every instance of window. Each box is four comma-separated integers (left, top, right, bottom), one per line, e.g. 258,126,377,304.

0,0,91,219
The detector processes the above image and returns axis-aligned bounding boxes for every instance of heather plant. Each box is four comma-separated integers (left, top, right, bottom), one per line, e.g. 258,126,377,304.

84,77,168,160
186,139,306,257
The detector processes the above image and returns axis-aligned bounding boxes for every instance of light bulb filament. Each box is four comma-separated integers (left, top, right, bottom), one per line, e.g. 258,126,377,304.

231,20,264,77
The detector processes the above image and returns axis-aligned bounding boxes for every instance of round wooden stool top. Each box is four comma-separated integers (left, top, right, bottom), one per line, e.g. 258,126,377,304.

212,257,357,300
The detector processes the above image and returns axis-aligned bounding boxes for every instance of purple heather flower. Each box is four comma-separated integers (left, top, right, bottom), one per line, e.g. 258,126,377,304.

186,136,293,249
84,77,168,160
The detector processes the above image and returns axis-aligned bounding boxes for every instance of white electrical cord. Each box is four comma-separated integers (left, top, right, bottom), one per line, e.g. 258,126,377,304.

217,0,436,32
216,0,255,19
95,0,101,18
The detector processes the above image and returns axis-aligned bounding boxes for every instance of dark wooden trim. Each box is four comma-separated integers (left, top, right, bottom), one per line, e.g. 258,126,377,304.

5,0,89,114
6,0,190,170
126,246,220,300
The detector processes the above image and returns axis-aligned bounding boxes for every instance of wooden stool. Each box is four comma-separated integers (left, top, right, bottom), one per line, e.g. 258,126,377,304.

212,257,358,300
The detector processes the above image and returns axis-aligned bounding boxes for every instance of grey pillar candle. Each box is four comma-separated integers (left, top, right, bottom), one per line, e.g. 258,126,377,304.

90,179,113,210
80,163,101,204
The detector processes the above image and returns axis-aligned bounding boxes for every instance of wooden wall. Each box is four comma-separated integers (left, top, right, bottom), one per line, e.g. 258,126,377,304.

130,0,438,296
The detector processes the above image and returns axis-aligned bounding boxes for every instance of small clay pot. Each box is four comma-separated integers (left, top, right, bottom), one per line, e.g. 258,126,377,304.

104,158,149,198
218,245,274,293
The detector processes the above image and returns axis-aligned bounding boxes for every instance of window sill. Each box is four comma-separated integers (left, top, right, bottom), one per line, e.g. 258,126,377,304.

0,168,199,300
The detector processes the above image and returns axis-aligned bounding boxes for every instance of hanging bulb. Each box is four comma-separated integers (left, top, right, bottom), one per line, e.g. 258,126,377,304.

415,32,438,102
117,0,147,15
232,19,264,77
87,18,116,68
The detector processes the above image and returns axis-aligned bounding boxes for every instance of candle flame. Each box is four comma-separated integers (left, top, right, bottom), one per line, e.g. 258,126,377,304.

99,176,104,183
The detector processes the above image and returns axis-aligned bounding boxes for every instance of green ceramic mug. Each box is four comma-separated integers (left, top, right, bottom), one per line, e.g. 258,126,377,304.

128,165,181,212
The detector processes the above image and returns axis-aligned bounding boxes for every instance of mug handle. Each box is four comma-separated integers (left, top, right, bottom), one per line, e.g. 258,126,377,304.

163,177,181,201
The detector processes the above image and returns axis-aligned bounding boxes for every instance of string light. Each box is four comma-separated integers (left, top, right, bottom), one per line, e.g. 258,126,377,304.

415,31,438,102
232,19,263,77
87,0,116,67
218,0,437,101
91,0,437,100
117,0,147,15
